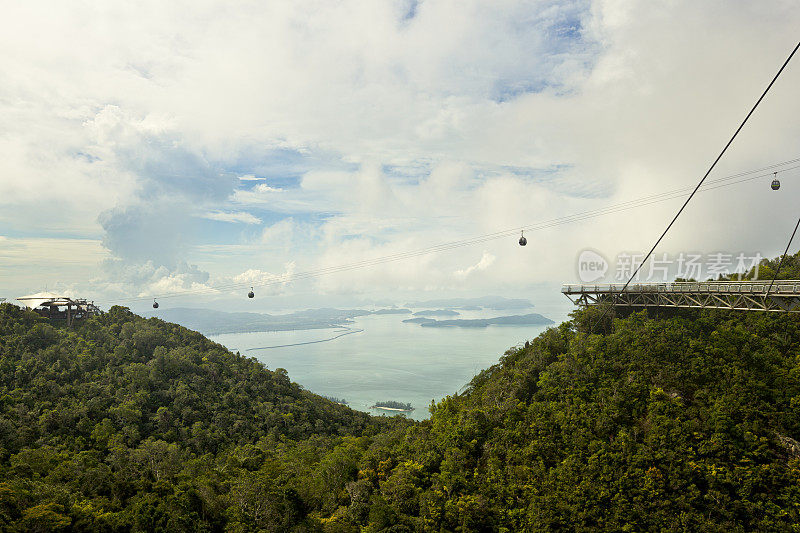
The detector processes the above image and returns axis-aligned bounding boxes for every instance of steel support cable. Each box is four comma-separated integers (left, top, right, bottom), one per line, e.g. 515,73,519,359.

119,156,800,294
592,40,800,327
207,160,800,290
117,169,795,305
108,172,780,302
115,172,792,302
764,216,800,301
111,164,799,304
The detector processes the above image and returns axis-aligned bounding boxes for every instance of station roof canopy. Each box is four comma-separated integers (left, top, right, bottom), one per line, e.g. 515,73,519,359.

16,292,75,309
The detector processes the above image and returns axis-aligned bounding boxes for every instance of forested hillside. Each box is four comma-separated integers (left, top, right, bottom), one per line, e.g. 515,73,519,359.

407,308,800,531
3,257,800,531
0,305,385,531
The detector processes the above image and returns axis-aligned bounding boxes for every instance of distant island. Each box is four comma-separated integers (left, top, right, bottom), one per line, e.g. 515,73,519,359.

405,295,534,310
144,300,542,336
412,309,460,317
370,308,412,315
415,313,554,328
371,401,414,412
402,317,437,324
146,307,410,335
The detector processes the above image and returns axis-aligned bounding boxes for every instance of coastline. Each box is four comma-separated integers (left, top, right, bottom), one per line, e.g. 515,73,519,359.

210,317,557,421
370,405,414,413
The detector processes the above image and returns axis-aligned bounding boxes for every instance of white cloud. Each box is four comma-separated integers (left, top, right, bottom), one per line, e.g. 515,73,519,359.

2,0,799,307
454,252,496,279
97,260,211,298
231,264,296,287
202,210,262,224
0,238,109,297
254,184,282,193
0,238,106,264
260,219,297,245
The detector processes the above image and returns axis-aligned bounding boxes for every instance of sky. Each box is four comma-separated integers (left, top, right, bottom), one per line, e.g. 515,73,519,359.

1,0,799,316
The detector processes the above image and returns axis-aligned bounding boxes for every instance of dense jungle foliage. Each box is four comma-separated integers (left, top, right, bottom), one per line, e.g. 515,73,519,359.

2,252,800,531
0,305,385,531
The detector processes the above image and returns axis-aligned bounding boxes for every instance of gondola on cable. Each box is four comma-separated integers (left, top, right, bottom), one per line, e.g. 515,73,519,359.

519,230,527,246
152,298,159,309
248,287,255,298
772,172,781,190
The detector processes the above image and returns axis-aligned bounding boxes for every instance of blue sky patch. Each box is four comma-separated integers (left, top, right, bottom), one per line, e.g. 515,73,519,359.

226,146,359,190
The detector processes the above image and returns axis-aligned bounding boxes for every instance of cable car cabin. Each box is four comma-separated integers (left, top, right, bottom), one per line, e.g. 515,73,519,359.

519,231,527,246
772,179,781,190
248,287,255,298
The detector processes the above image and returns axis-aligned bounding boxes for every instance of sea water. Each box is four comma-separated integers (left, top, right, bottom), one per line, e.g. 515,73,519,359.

209,307,568,420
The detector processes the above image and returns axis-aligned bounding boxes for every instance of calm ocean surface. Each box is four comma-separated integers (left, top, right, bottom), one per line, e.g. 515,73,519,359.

209,308,566,420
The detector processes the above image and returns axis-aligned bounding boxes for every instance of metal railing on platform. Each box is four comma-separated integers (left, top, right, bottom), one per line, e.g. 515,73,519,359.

562,281,800,294
561,281,800,313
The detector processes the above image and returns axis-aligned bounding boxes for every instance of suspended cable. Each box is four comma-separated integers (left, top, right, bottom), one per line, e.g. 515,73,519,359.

108,161,797,305
765,216,800,299
593,40,800,327
109,159,800,302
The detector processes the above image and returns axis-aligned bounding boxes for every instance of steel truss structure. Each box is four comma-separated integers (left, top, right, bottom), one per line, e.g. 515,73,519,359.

562,281,800,313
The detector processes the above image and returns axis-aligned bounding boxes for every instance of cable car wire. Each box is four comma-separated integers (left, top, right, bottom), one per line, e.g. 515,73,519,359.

765,215,800,299
592,39,800,327
109,160,797,306
111,161,797,305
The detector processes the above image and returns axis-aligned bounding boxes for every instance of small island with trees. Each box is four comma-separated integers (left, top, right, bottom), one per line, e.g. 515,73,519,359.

370,400,414,412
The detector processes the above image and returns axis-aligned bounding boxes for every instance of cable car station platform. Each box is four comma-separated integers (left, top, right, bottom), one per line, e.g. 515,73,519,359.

562,281,800,313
